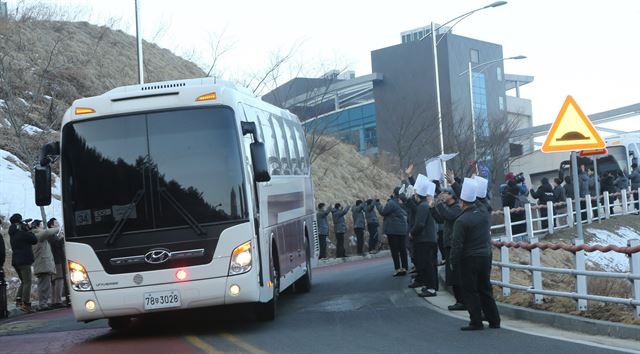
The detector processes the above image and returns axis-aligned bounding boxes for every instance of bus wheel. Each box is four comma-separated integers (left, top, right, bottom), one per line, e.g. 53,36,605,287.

108,316,131,331
295,238,312,293
256,253,279,321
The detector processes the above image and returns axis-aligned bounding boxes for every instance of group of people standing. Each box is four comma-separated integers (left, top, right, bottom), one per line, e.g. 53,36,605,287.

3,213,67,313
316,199,381,259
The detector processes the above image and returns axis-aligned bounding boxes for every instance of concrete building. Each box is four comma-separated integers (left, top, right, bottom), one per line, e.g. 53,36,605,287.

264,27,535,176
0,2,8,18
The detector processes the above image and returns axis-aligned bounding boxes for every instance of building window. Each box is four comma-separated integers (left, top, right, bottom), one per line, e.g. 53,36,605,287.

498,96,504,111
472,72,489,138
470,49,479,63
497,67,503,81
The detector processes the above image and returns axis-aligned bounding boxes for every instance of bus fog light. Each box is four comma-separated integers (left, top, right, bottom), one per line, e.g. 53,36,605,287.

229,284,241,296
229,241,252,275
85,300,96,312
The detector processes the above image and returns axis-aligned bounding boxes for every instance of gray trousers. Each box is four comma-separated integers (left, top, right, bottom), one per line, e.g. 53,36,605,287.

52,264,64,304
14,265,32,304
36,273,52,307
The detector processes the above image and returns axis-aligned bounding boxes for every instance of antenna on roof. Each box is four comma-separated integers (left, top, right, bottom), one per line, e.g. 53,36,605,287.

134,0,144,84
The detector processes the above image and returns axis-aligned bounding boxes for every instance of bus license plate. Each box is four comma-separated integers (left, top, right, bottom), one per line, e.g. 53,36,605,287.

143,290,181,310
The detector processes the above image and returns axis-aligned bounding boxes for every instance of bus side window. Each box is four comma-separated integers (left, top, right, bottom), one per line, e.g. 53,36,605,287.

286,121,302,175
295,125,309,175
265,113,282,176
274,115,292,175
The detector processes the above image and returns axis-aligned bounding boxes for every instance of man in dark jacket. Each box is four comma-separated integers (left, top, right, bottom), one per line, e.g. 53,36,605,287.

530,177,555,229
450,179,500,331
8,213,37,313
352,200,366,255
377,188,408,276
563,176,574,200
432,187,464,309
578,165,590,222
316,203,330,259
408,179,438,296
331,203,351,258
364,199,380,253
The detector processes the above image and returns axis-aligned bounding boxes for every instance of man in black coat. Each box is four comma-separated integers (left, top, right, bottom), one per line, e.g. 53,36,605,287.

8,214,38,313
408,179,438,296
432,187,464,309
450,179,500,331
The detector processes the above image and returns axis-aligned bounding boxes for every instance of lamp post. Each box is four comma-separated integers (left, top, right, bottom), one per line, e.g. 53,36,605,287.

419,1,507,183
459,55,526,162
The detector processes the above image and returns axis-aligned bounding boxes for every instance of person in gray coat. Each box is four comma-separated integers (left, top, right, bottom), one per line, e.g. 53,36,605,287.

630,163,640,211
377,188,408,276
352,200,366,255
331,203,351,258
31,220,60,311
316,203,330,259
578,165,590,220
365,199,380,252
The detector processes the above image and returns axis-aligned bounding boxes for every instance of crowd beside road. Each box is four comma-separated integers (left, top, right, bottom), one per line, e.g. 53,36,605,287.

316,165,501,330
0,214,68,314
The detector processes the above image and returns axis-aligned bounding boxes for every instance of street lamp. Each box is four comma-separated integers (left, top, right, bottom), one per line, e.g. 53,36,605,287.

418,1,508,183
459,55,527,162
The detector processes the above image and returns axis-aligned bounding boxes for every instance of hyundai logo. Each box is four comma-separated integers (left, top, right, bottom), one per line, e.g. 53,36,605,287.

144,249,171,264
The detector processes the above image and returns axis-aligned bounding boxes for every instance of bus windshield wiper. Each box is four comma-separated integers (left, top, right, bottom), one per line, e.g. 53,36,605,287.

159,187,207,237
105,189,145,246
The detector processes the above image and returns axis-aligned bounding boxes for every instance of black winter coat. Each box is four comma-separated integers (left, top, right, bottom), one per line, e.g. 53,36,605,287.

9,224,38,267
377,197,407,236
531,183,554,205
432,201,462,247
410,200,437,243
450,205,492,269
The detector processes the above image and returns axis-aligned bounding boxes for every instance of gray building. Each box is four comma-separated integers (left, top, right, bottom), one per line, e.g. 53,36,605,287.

0,2,8,18
371,31,509,172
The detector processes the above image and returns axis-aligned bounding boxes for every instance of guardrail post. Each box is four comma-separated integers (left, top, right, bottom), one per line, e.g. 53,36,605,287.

500,235,511,297
503,207,513,240
629,239,640,318
574,238,588,311
621,189,629,215
530,237,544,304
604,191,611,219
636,188,640,213
525,203,534,242
566,198,574,227
546,201,554,234
586,195,593,224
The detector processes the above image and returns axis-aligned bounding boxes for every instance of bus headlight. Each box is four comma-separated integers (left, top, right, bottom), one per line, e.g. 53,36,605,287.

229,241,252,275
68,260,93,291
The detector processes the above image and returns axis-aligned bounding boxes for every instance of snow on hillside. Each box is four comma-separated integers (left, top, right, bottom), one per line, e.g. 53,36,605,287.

0,149,61,222
585,227,639,272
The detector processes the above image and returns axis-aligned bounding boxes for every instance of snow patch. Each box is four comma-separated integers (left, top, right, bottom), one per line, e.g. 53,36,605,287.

0,99,6,108
584,227,636,272
21,124,43,135
0,149,62,221
17,98,29,107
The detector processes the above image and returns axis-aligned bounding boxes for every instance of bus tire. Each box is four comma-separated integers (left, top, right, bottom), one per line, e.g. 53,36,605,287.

108,316,131,331
294,237,312,293
255,250,279,321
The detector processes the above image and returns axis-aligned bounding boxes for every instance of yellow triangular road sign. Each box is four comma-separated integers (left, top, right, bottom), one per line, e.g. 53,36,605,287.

541,96,605,153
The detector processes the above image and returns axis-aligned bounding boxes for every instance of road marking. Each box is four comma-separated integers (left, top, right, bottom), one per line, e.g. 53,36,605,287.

184,335,223,354
221,333,269,354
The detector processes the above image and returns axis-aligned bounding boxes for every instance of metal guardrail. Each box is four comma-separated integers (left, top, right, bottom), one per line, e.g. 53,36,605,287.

489,188,640,318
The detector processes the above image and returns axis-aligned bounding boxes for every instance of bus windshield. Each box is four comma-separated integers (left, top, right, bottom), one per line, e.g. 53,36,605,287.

61,106,247,238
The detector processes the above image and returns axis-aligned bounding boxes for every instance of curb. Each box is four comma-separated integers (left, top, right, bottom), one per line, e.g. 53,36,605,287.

433,268,640,341
496,302,640,341
314,250,390,268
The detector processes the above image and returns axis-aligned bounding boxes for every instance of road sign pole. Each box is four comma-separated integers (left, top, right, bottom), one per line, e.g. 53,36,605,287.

571,151,584,240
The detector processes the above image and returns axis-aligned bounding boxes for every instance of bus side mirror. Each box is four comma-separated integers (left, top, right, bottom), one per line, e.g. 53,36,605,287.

250,142,271,182
35,165,52,206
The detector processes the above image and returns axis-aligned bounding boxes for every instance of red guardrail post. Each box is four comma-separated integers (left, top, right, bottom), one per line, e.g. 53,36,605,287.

629,239,640,318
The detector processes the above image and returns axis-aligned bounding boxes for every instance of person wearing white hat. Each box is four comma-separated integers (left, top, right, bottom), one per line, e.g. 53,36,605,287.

473,175,492,214
450,178,500,330
408,176,438,296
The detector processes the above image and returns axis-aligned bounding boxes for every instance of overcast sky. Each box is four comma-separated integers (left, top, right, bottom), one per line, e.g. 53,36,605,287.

16,0,640,130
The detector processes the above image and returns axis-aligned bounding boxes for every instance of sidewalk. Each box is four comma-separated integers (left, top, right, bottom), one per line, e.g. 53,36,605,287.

412,270,640,352
315,250,390,268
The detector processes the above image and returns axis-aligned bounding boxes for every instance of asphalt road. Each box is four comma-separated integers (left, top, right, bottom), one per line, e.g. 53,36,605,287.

0,256,630,353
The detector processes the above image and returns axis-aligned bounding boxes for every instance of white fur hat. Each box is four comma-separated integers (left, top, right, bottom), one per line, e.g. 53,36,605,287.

414,174,435,197
461,178,478,203
473,175,488,198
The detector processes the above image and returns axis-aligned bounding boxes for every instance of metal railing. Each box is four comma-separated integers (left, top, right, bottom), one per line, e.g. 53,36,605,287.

488,188,640,317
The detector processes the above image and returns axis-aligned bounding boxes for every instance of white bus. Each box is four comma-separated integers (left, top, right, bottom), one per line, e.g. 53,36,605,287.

35,78,319,329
